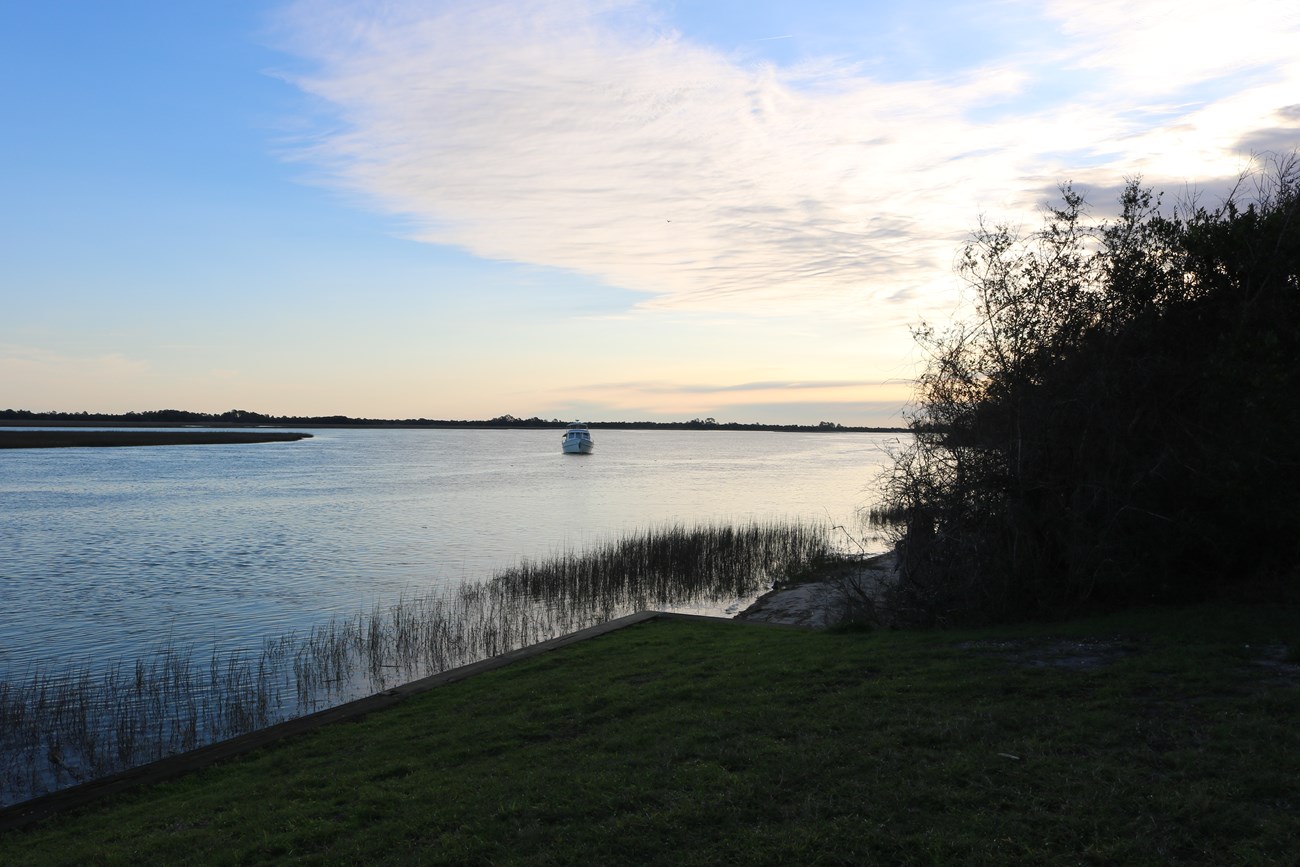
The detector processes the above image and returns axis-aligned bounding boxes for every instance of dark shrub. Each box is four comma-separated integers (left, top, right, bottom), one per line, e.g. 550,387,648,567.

881,156,1300,624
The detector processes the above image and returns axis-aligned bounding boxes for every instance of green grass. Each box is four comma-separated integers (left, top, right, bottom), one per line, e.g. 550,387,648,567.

2,605,1298,865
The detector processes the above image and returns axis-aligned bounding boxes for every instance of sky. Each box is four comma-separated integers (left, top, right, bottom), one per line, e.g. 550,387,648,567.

2,1,1298,426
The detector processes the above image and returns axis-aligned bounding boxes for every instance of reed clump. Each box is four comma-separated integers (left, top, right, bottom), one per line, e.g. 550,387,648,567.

0,520,832,807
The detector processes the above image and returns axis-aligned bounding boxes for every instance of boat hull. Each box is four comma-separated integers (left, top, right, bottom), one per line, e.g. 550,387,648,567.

562,438,594,454
562,422,594,454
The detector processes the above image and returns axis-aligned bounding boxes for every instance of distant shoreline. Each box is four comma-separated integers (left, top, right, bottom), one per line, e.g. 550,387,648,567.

0,430,314,449
0,418,908,434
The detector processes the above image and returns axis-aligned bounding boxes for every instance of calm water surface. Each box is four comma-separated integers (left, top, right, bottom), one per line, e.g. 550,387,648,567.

0,428,898,675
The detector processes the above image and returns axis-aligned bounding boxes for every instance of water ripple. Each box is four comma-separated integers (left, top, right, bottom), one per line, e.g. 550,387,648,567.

0,428,894,674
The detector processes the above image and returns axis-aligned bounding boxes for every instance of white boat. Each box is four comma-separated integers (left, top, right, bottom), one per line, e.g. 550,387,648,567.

561,423,594,454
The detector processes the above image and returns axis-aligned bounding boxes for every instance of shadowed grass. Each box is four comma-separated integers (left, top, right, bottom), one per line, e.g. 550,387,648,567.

0,520,832,807
1,605,1296,863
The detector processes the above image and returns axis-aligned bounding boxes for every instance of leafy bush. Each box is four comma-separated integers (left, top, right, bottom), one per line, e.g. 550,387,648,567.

880,156,1300,624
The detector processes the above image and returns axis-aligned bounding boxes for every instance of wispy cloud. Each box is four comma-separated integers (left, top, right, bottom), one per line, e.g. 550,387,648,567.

276,0,1300,315
538,375,915,424
590,378,895,394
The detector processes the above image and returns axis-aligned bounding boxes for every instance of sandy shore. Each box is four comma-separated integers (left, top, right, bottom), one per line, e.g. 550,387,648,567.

0,430,314,449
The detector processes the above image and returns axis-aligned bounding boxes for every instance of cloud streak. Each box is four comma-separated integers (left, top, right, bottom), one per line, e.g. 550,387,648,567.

590,378,895,394
276,0,1300,316
541,374,915,424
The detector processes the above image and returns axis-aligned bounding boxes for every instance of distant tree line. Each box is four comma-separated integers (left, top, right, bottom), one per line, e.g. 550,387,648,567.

876,155,1300,625
0,408,902,434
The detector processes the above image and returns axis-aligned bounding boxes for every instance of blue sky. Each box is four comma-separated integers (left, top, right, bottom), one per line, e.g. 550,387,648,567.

3,1,1298,424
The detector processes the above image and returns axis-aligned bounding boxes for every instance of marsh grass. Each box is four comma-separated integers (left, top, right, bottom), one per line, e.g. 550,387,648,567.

0,520,831,807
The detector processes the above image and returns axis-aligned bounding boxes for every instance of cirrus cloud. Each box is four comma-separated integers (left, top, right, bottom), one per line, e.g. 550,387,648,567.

274,0,1300,316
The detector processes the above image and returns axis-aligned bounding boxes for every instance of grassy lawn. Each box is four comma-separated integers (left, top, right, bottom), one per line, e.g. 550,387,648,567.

2,605,1297,864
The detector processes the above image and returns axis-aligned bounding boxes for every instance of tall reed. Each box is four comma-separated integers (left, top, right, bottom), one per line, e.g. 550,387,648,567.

0,520,832,808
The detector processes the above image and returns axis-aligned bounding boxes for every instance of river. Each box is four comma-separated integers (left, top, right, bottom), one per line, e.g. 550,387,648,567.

0,427,899,676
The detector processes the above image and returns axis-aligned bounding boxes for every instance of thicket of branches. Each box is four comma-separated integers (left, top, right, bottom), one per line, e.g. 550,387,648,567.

879,156,1300,624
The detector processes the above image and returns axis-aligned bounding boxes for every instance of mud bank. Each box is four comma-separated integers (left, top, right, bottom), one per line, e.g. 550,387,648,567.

0,430,313,448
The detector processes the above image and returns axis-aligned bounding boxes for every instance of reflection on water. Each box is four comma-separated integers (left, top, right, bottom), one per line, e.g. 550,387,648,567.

0,428,898,674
